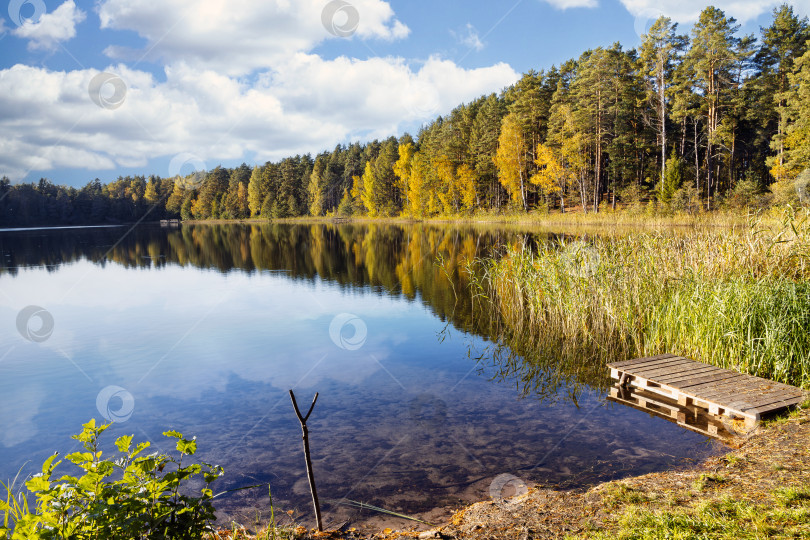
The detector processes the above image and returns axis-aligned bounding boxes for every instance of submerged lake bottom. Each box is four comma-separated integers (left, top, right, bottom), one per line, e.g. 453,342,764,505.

0,223,723,531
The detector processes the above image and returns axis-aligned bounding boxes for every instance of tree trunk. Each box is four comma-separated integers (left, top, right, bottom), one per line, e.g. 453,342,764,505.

660,69,666,191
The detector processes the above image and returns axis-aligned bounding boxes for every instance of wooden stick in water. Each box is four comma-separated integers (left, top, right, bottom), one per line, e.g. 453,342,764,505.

289,389,323,532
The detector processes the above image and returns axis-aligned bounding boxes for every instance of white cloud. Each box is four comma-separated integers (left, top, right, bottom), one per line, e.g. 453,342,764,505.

0,0,519,181
0,57,518,180
620,0,810,26
98,0,410,76
452,23,484,52
542,0,599,9
12,0,85,51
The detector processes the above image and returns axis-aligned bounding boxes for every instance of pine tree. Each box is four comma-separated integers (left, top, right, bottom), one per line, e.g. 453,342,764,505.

640,17,688,190
683,6,746,208
759,5,810,181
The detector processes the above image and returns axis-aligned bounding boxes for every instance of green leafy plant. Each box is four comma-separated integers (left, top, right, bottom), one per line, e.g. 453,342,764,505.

1,419,223,539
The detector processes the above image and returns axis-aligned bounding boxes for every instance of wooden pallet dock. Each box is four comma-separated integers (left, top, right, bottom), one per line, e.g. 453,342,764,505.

607,354,808,431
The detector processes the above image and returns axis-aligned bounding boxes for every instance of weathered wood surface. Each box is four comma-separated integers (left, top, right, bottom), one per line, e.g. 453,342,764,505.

608,355,808,428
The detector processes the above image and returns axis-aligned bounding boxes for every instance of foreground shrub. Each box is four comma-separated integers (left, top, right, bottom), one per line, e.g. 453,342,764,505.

1,420,223,539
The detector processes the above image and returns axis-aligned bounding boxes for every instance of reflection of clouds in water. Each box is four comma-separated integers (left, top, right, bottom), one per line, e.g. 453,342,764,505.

0,384,44,447
0,261,415,453
0,261,411,403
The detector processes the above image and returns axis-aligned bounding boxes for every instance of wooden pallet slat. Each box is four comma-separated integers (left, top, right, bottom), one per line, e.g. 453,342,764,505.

630,360,711,377
652,365,726,382
607,353,677,369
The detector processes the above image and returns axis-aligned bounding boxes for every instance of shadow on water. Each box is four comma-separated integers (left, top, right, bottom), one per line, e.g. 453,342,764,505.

0,223,722,531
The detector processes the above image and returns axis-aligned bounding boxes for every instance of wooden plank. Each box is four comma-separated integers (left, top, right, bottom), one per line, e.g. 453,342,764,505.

651,365,727,383
608,356,686,373
630,360,710,378
611,358,691,376
710,383,805,404
694,387,803,418
715,389,806,412
607,353,676,369
678,376,754,397
621,355,692,369
677,374,752,395
666,374,743,393
698,380,798,403
654,363,728,379
675,372,748,389
693,377,778,399
748,395,807,415
630,365,713,384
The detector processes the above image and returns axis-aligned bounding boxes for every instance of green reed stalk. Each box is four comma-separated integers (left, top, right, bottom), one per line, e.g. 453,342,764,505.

477,207,810,390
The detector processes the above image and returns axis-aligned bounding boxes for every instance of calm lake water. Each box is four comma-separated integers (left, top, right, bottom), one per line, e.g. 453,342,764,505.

0,223,721,531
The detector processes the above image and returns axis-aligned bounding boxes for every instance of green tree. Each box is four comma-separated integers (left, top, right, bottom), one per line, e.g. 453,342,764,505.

640,17,688,190
658,154,683,204
683,6,748,208
759,5,810,181
494,112,528,210
247,166,264,217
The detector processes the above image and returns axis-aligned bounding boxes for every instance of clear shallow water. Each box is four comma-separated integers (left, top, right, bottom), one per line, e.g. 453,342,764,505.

0,223,721,530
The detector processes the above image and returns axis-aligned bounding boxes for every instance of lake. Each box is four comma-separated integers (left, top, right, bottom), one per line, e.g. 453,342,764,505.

0,223,721,531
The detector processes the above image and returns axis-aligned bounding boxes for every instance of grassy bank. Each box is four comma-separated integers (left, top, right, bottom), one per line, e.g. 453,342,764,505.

474,207,810,389
183,205,761,229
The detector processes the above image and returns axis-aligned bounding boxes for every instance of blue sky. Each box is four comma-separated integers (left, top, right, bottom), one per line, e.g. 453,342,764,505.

1,0,805,187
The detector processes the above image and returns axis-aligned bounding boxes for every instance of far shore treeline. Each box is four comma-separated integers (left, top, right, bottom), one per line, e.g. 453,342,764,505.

4,5,810,228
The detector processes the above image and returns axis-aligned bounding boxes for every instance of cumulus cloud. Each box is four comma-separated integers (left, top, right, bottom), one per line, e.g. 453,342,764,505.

620,0,810,25
12,0,85,51
0,0,520,181
98,0,410,76
0,57,518,180
451,23,484,52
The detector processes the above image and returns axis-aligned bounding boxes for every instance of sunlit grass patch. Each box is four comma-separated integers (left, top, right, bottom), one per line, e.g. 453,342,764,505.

590,489,810,539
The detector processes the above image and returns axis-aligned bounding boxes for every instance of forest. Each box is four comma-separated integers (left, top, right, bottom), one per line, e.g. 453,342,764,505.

3,5,810,227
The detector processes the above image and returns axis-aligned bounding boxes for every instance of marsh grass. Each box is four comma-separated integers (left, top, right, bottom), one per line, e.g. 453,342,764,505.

475,207,810,389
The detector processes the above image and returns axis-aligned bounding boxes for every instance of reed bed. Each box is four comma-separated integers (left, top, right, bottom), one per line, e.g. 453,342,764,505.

476,207,810,389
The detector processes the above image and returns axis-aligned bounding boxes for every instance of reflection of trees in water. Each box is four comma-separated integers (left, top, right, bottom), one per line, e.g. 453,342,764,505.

0,223,608,400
